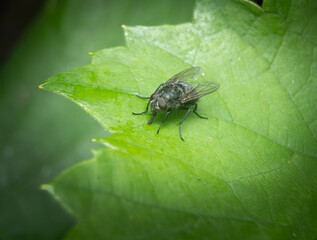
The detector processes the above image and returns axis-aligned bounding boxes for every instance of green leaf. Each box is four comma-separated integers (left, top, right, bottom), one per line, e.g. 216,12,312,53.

41,0,317,239
0,0,193,239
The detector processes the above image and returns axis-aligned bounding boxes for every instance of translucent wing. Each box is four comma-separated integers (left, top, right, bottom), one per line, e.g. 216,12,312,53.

165,67,202,84
181,81,220,103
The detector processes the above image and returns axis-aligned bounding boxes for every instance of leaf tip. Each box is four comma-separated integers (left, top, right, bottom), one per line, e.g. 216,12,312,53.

93,137,119,150
40,184,54,193
87,51,94,56
92,137,108,145
90,148,99,156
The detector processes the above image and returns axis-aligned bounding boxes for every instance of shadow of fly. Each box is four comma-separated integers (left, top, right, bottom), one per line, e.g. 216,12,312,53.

132,67,219,141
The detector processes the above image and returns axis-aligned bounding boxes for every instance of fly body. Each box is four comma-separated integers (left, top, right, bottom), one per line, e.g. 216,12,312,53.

151,81,194,111
132,67,219,141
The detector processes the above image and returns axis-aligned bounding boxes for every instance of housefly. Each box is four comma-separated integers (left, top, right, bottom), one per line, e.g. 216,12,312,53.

132,67,219,141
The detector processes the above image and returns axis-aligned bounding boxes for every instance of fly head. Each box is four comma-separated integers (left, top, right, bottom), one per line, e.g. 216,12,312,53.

150,92,167,113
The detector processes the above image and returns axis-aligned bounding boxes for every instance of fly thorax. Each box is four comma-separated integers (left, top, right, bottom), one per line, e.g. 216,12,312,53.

163,92,176,101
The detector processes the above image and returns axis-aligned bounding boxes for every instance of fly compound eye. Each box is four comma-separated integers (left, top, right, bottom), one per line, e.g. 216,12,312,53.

158,98,167,110
151,93,159,100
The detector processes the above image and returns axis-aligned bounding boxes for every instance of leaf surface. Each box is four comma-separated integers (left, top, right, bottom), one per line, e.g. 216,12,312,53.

41,0,317,239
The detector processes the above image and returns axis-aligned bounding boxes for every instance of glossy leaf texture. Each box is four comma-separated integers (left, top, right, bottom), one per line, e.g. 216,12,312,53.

40,0,317,239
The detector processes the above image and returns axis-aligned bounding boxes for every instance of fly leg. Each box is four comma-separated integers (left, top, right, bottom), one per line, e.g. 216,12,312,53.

154,83,164,93
133,83,163,114
179,108,191,141
136,95,150,99
157,110,171,134
193,104,208,119
147,112,157,125
132,100,150,115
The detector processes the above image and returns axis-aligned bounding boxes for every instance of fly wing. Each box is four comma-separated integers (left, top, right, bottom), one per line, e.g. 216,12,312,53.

165,67,202,84
181,81,220,103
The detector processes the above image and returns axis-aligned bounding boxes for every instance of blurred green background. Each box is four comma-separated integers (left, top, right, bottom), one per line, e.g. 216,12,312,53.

0,0,194,239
